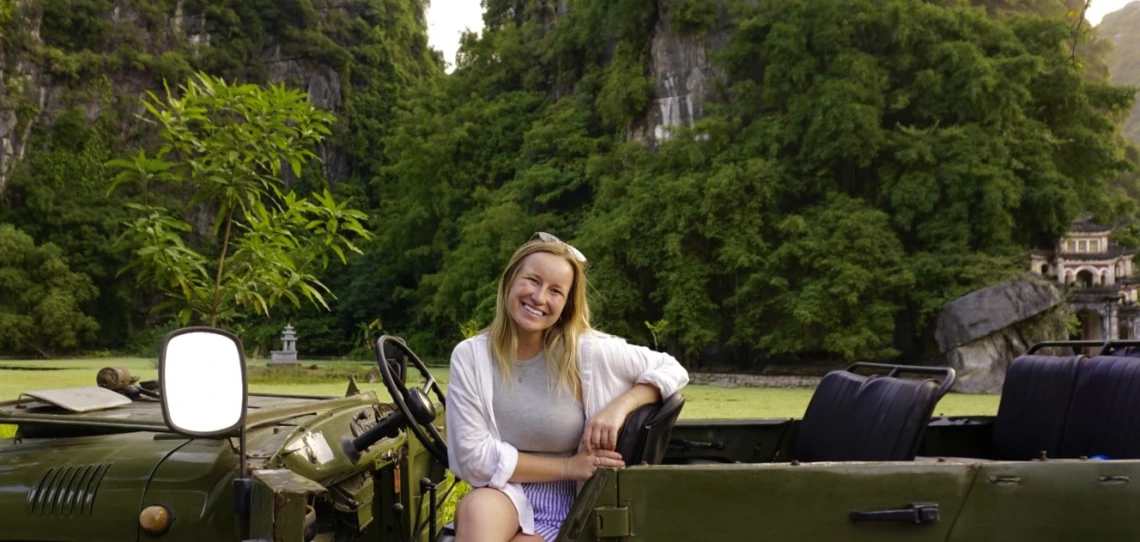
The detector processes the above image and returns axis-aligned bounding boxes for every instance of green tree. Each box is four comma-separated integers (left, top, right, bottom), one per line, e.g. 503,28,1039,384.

360,0,661,354
0,224,99,356
0,110,139,348
719,0,1133,330
581,118,778,358
748,195,913,359
0,0,13,26
376,0,1135,364
109,73,371,327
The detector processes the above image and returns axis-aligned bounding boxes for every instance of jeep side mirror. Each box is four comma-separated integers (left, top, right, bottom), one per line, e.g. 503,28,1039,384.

159,327,247,437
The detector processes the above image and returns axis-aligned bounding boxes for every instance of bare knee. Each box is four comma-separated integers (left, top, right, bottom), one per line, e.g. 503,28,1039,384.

456,487,510,522
455,488,519,542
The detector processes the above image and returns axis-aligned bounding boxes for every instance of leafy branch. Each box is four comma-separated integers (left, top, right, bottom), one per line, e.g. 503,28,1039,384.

109,72,372,328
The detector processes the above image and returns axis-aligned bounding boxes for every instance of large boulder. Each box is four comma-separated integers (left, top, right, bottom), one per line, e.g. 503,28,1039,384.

943,328,1025,393
935,275,1066,393
935,275,1063,352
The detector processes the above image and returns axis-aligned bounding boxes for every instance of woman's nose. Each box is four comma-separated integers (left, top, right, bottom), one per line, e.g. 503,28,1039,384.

530,287,548,304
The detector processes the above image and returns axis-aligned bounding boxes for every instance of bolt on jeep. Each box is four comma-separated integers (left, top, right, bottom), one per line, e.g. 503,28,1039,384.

3,330,1140,541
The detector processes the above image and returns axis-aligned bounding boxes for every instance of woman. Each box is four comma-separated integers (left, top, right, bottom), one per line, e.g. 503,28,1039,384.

447,233,689,542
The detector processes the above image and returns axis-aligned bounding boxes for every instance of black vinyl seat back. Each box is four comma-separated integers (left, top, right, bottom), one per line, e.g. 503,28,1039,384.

1060,356,1140,460
991,355,1081,460
795,364,953,462
614,393,685,465
794,371,867,462
841,376,940,461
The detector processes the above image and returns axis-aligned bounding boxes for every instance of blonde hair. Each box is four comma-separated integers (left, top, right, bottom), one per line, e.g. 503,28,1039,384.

487,239,591,400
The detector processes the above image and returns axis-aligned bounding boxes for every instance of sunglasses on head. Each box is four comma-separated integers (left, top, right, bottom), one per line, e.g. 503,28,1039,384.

532,232,587,263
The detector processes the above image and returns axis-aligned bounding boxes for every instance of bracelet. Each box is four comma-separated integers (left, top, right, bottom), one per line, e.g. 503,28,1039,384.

562,457,569,479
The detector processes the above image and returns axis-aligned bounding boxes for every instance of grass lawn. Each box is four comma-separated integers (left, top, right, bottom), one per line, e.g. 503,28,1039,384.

0,358,1001,438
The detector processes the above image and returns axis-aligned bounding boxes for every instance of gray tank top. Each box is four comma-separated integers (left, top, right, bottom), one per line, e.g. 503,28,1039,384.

491,352,585,456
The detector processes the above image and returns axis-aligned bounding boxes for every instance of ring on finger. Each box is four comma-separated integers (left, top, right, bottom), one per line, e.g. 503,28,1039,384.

594,456,601,466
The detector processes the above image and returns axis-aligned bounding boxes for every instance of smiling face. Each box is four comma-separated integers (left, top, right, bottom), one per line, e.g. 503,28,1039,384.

507,251,575,342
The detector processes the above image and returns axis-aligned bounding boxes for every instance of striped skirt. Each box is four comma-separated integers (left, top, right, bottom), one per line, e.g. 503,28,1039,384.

520,479,576,541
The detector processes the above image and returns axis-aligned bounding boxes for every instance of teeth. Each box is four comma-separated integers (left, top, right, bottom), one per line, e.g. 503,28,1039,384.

523,304,545,317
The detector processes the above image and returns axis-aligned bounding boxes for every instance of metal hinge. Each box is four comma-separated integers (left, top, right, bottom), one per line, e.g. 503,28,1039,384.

594,506,630,537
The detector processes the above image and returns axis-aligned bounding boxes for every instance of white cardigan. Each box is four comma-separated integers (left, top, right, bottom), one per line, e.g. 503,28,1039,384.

445,331,690,535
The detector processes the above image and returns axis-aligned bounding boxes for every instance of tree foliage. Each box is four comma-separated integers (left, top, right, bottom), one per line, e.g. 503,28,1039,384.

3,0,1136,364
109,73,371,327
0,224,99,356
1,0,438,351
0,0,14,26
372,0,1135,364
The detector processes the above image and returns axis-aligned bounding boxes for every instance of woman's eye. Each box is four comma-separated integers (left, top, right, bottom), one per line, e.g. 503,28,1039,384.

527,277,539,285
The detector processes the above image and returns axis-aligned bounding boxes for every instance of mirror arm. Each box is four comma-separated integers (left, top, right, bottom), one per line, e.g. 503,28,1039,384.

240,425,248,479
234,425,252,515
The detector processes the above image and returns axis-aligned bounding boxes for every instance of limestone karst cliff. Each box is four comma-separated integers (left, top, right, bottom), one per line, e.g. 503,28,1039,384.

0,0,438,196
1100,1,1140,145
629,0,729,146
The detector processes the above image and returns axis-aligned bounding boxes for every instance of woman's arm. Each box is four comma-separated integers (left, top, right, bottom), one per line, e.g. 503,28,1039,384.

445,341,519,489
614,382,662,410
509,449,625,483
582,383,660,452
581,335,690,452
624,348,689,401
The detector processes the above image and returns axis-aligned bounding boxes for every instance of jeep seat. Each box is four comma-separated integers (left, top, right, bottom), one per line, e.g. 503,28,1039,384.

1060,355,1140,459
793,370,866,462
614,393,686,465
794,364,953,462
991,354,1081,460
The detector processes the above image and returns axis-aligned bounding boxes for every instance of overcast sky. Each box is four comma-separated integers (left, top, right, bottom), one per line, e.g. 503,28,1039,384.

426,0,1137,70
1087,0,1137,24
425,0,485,71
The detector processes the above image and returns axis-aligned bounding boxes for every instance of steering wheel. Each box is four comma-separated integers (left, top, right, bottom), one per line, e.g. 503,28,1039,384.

376,335,448,466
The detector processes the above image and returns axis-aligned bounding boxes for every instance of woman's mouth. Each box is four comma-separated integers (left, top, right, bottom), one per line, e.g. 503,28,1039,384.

522,303,546,318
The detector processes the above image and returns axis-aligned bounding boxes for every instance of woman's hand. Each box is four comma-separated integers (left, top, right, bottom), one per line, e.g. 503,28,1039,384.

583,384,661,452
564,449,625,480
582,402,629,452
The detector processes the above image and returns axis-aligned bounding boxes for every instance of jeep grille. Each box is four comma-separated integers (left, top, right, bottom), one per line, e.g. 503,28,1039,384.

26,464,112,516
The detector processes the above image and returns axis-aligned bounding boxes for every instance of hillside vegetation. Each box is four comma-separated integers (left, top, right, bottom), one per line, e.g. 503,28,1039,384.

0,0,1136,369
371,0,1135,364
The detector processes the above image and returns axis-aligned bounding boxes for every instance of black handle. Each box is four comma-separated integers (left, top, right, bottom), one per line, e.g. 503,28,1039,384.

341,409,406,462
850,502,939,525
668,437,725,451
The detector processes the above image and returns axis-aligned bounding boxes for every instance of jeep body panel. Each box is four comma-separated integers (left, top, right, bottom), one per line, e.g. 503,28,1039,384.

608,461,976,541
0,390,451,542
948,459,1140,541
0,431,189,541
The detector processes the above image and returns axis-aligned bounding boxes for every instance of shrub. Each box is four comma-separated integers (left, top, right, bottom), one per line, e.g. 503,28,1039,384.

670,0,718,34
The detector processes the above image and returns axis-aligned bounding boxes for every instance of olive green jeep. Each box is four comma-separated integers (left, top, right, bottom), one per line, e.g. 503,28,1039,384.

2,330,1139,541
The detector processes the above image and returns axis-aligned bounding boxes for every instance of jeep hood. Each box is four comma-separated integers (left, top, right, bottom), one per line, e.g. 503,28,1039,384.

0,432,191,541
0,392,387,541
